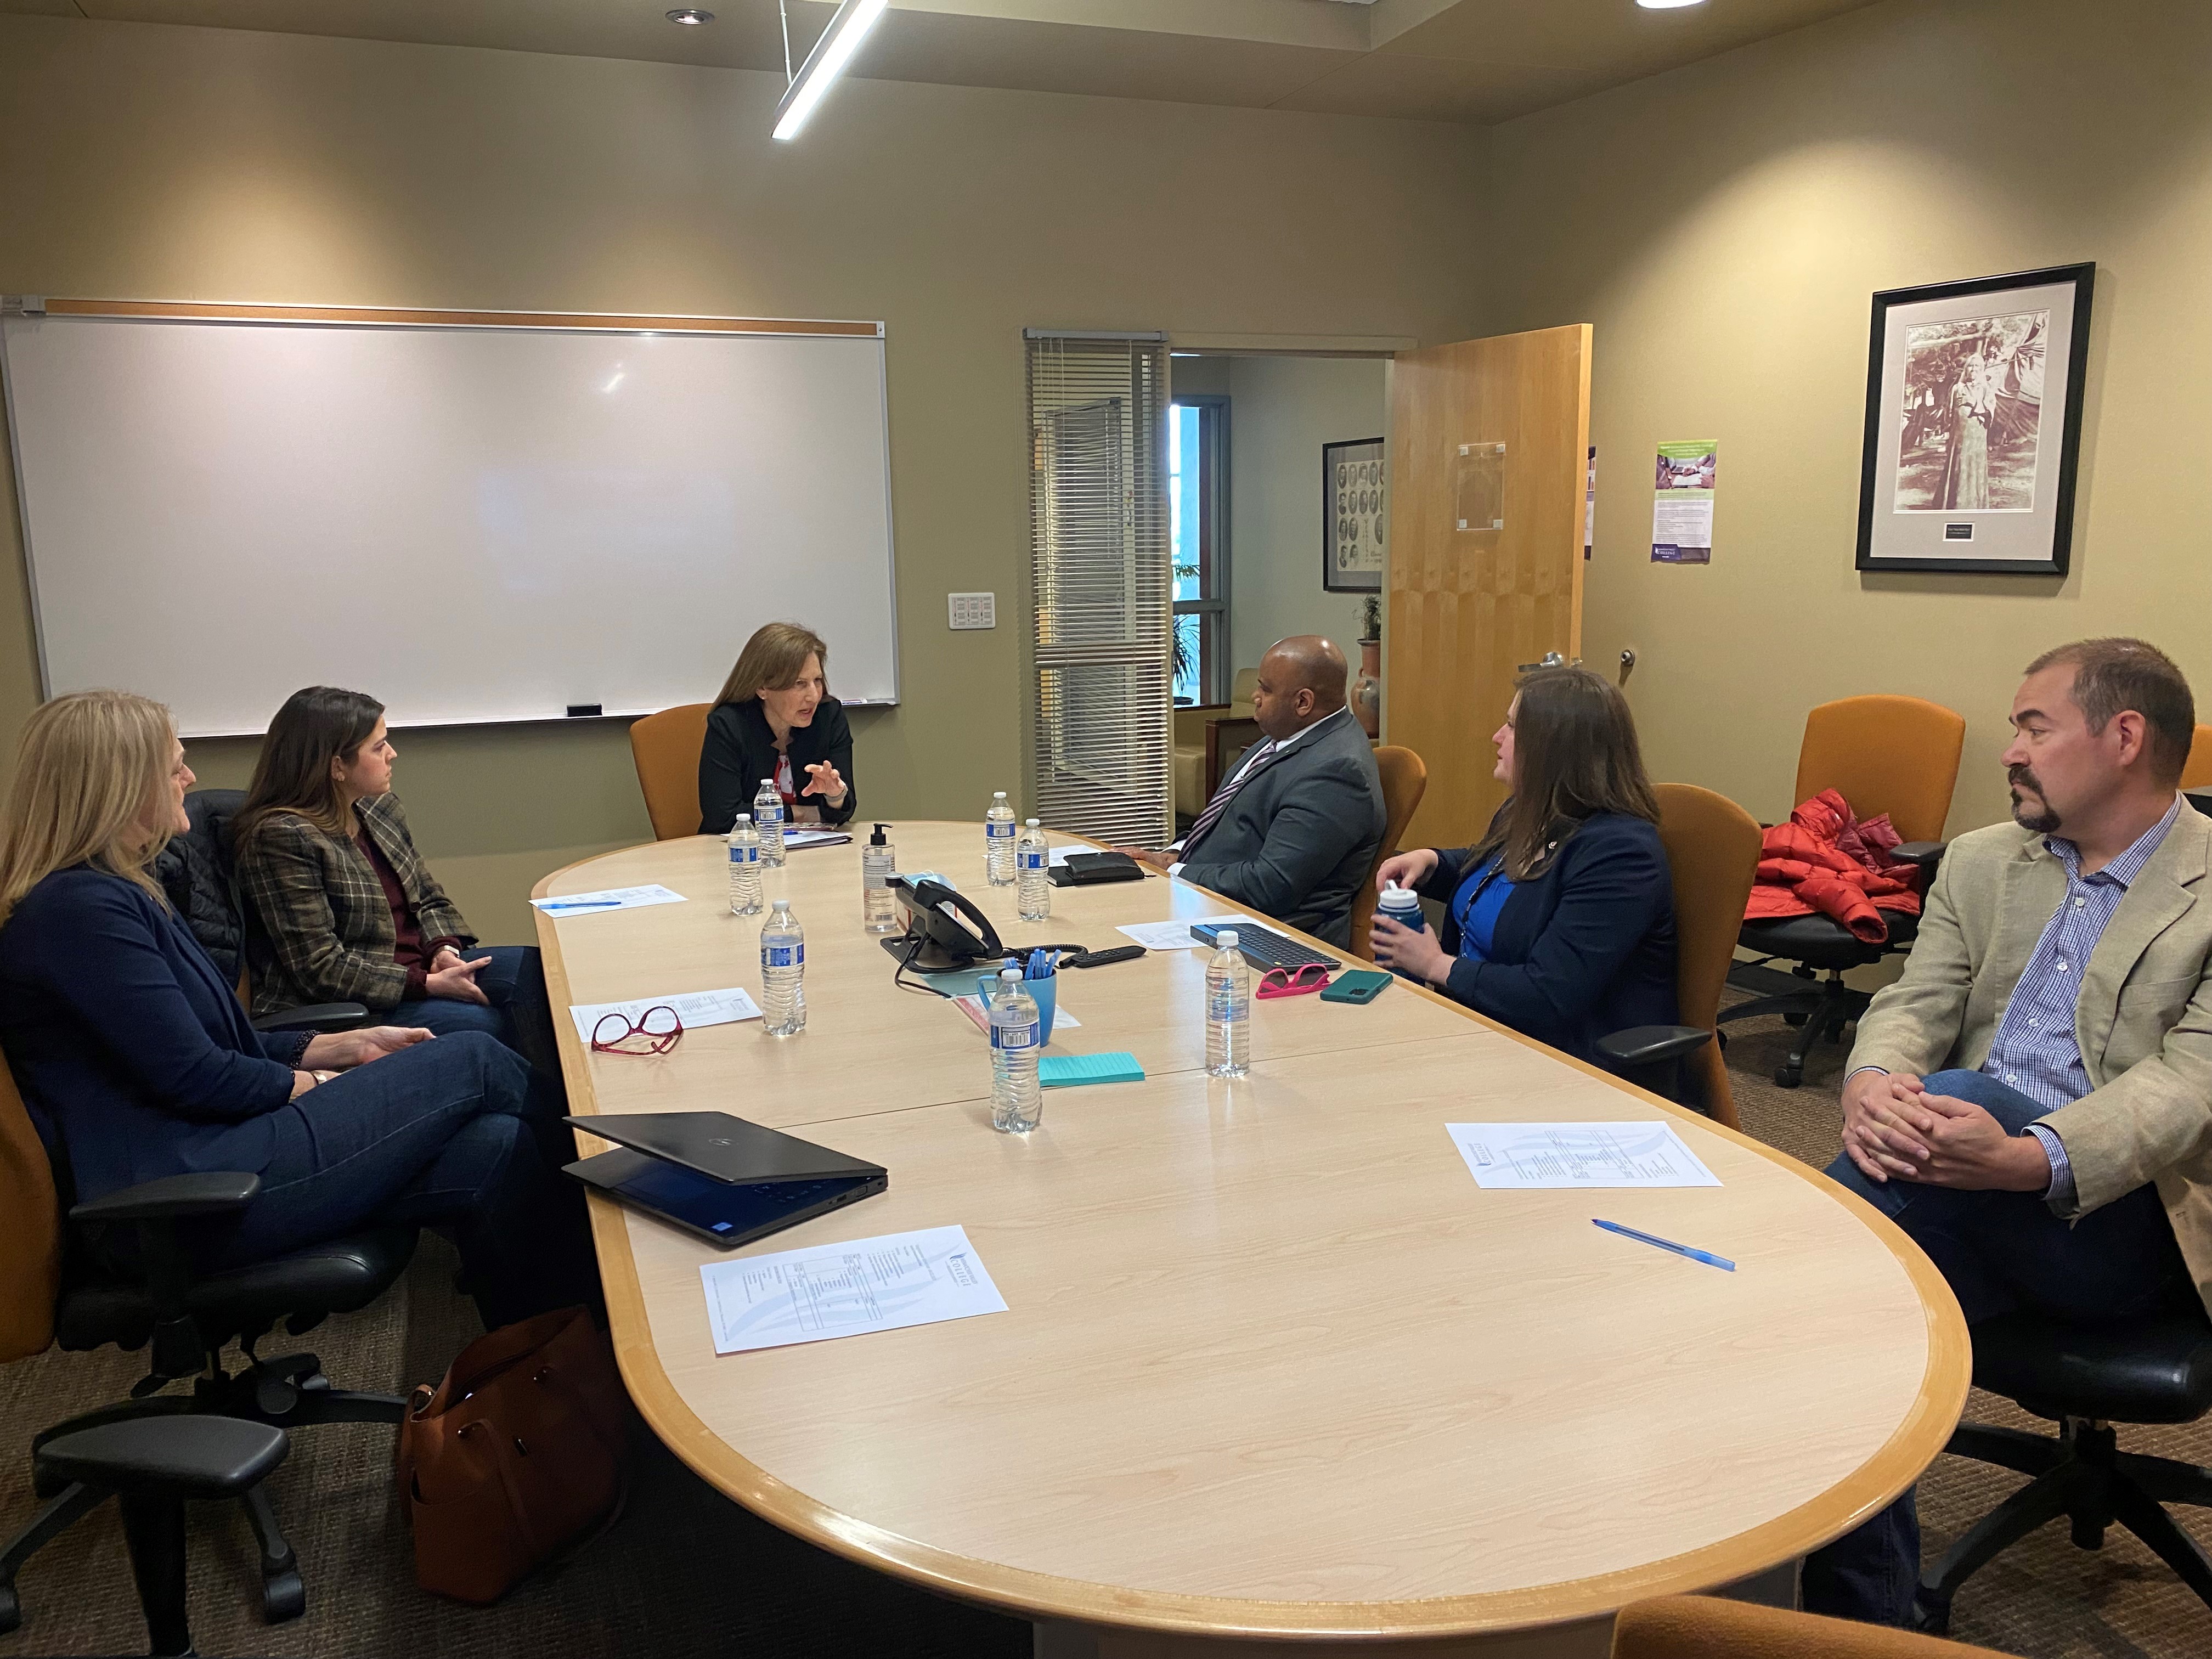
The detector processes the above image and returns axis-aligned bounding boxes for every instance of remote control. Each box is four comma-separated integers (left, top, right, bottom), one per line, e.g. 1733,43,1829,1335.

1061,945,1147,969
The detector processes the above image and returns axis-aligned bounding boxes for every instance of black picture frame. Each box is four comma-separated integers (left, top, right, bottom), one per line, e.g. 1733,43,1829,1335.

1855,262,2094,576
1322,436,1385,593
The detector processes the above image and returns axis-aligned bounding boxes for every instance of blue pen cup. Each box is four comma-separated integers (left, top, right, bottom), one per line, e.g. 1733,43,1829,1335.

979,971,1057,1046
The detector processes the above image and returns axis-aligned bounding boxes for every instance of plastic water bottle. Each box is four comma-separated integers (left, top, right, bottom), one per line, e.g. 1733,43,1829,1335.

989,967,1043,1133
1016,819,1050,922
862,822,898,934
1377,882,1427,980
985,792,1017,885
1205,930,1251,1078
759,899,806,1037
754,777,787,867
727,815,763,916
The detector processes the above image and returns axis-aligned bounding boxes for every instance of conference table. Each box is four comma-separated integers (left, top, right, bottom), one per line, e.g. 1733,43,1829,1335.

533,823,1968,1658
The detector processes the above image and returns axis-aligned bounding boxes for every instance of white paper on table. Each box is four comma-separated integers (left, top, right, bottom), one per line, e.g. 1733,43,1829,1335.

1114,914,1259,951
782,829,851,850
568,986,762,1044
1446,1121,1722,1190
701,1224,1007,1356
531,884,687,916
950,995,1080,1032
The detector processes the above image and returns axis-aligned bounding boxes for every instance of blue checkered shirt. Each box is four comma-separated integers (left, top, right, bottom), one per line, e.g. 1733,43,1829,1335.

1985,794,2184,1209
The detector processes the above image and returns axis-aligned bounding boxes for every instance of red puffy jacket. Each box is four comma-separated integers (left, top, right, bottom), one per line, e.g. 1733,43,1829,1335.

1743,788,1921,943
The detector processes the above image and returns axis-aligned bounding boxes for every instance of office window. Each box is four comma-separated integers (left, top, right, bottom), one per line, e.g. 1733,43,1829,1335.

1025,332,1173,846
1169,397,1229,706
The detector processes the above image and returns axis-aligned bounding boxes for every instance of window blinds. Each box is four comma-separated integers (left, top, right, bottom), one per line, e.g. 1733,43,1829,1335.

1025,332,1173,846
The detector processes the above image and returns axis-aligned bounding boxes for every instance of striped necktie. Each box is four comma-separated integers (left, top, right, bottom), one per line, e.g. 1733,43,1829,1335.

1180,738,1280,859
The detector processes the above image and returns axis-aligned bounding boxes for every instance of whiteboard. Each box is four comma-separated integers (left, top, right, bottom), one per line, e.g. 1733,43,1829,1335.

1,311,899,735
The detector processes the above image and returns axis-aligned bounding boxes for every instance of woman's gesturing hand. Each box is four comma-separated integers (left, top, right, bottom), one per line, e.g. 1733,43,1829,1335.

1374,848,1438,892
802,761,848,804
426,954,493,1005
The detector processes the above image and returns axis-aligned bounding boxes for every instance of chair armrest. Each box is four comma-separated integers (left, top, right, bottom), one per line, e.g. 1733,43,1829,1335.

1594,1025,1712,1069
251,1002,368,1034
70,1172,261,1224
1890,840,1945,873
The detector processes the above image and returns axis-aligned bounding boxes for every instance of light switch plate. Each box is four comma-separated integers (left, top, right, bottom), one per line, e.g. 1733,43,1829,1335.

948,592,996,630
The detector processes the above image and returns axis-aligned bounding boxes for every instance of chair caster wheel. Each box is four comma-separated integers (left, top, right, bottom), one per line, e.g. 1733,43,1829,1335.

0,1580,21,1635
262,1567,306,1623
30,1468,65,1500
1907,1594,1951,1637
1772,1065,1803,1089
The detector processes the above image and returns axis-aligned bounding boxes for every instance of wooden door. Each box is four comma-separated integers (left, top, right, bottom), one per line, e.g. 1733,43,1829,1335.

1385,324,1592,850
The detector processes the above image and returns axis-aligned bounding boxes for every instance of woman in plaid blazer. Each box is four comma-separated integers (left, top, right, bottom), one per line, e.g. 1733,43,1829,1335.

232,688,560,1084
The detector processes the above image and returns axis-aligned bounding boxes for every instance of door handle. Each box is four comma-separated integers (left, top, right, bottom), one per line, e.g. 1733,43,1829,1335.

1516,651,1572,672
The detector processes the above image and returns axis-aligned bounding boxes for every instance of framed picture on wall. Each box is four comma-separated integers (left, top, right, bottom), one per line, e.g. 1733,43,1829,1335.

1855,262,2094,575
1323,436,1386,592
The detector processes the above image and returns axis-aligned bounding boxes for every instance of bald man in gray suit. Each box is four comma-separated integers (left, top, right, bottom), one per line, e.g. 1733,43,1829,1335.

1118,636,1386,949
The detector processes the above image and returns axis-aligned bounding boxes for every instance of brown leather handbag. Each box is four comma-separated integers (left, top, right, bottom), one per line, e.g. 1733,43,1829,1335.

397,1306,630,1604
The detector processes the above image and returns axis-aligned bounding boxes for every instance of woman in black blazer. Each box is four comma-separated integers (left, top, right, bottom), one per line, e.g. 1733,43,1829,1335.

1372,666,1678,1069
698,622,859,836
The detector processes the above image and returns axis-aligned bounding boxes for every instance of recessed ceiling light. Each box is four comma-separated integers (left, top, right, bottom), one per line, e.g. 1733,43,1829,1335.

667,8,714,24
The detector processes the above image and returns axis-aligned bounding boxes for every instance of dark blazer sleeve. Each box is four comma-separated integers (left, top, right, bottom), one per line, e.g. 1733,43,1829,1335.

802,702,858,826
31,879,295,1122
698,704,760,837
1177,754,1376,924
1437,820,1673,1032
1417,847,1476,905
235,816,411,1009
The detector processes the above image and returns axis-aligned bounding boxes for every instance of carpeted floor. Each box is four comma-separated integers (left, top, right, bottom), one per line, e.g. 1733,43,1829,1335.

3,1005,2208,1657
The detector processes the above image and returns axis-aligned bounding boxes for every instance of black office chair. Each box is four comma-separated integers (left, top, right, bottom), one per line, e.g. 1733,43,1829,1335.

1912,1306,2212,1634
156,787,366,1035
0,1052,415,1638
27,1416,290,1658
1719,696,1966,1088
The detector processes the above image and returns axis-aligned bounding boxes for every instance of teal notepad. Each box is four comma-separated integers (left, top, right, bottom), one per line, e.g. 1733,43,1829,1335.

1038,1052,1144,1088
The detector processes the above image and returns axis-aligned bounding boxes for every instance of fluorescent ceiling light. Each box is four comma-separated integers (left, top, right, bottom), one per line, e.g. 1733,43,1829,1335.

774,0,889,142
1637,0,1706,8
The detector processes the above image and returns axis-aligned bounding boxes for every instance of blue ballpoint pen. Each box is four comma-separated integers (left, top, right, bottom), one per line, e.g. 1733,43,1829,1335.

544,899,622,912
1592,1217,1735,1272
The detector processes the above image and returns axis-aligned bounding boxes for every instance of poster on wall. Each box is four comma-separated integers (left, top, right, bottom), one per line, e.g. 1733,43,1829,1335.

1651,441,1716,565
1855,262,2093,575
1323,436,1385,593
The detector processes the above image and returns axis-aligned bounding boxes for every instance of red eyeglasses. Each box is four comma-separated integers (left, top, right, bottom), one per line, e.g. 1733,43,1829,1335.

1255,963,1330,1000
590,1006,684,1055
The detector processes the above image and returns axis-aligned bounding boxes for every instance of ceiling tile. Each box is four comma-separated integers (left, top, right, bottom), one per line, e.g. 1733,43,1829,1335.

1377,0,1882,78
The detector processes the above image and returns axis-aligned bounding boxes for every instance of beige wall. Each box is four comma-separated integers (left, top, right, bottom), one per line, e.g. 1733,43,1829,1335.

0,14,1486,938
1484,0,2212,836
1225,355,1386,678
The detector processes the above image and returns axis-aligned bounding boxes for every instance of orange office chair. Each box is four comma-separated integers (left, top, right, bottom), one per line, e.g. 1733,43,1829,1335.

1612,1595,2002,1659
2181,723,2212,791
1593,785,1761,1128
629,702,713,840
1720,695,1966,1088
1350,747,1429,961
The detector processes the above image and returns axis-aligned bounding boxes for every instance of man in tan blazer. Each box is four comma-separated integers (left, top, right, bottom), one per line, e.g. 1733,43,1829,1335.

1805,638,2210,1627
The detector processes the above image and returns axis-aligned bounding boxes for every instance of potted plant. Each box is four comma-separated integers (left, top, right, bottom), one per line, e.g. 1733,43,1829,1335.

1351,595,1382,738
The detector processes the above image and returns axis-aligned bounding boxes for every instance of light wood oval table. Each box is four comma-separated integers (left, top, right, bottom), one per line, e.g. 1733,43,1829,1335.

534,824,1967,1658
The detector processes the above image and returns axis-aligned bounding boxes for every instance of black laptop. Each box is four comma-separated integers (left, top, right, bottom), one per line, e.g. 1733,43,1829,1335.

563,1112,886,1251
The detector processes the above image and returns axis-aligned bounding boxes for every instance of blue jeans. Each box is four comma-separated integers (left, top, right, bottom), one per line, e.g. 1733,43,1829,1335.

390,944,561,1079
202,1031,592,1330
1802,1069,2190,1625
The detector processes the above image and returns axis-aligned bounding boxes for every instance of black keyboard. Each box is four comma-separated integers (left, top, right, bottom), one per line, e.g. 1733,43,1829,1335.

1187,921,1337,972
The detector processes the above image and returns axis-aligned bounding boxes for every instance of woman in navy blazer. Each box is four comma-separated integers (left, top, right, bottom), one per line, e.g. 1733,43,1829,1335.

0,691,587,1329
1371,667,1678,1069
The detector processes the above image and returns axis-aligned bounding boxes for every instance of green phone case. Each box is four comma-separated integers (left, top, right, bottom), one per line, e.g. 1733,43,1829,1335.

1320,969,1391,1004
